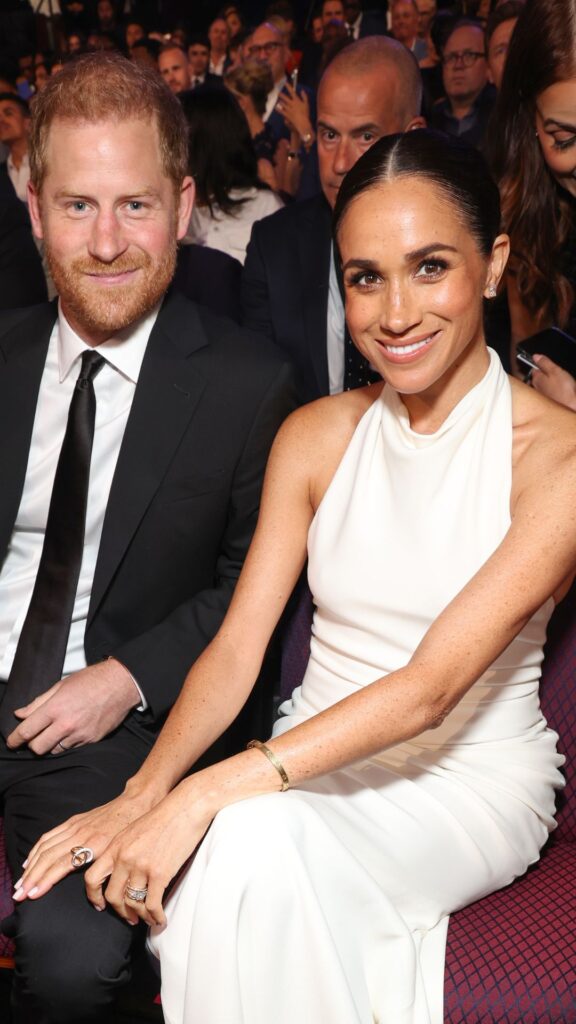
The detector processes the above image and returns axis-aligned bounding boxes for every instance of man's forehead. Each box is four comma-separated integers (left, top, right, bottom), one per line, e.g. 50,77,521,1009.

253,24,281,43
319,69,399,116
445,25,484,50
160,48,186,66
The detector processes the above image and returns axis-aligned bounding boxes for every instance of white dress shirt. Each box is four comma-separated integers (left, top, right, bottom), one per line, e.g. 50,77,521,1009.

0,303,160,697
327,242,346,394
7,152,30,204
264,75,287,122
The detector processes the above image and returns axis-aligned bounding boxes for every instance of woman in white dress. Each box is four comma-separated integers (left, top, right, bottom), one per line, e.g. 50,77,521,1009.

19,131,576,1023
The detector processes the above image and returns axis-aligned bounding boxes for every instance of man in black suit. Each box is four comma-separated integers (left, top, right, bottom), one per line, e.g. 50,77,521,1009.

241,35,424,403
0,167,47,307
0,52,294,1023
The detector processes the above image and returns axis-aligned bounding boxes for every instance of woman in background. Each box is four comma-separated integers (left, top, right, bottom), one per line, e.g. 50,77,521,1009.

491,0,576,410
225,60,280,191
180,87,283,264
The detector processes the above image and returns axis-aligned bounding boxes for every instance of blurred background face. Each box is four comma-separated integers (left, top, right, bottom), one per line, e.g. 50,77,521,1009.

322,0,345,25
248,24,286,82
188,43,210,76
126,22,145,49
417,0,436,36
442,25,487,104
487,17,517,90
312,15,324,41
209,19,230,53
158,48,191,93
536,78,576,199
0,98,28,146
344,0,361,24
391,1,419,44
224,7,242,36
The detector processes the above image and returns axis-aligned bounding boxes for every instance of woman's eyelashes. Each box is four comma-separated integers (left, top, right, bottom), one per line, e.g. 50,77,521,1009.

551,134,576,151
345,258,449,290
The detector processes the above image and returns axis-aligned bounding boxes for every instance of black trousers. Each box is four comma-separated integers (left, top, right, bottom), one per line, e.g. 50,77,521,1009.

0,723,155,1024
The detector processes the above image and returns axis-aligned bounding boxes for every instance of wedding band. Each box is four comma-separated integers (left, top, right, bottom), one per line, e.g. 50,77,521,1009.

70,846,94,869
125,884,148,903
56,741,67,752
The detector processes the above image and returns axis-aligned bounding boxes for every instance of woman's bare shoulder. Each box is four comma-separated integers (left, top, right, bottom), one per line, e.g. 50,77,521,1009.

272,383,385,506
511,377,576,465
510,378,576,522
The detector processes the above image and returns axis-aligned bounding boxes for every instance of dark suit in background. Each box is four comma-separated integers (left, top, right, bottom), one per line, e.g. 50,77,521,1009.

242,194,333,403
0,289,296,1022
0,168,47,308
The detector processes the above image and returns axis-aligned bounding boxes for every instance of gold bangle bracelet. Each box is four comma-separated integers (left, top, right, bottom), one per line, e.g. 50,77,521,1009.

247,739,290,791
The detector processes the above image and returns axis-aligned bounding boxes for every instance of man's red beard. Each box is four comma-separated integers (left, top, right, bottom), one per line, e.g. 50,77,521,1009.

45,243,178,340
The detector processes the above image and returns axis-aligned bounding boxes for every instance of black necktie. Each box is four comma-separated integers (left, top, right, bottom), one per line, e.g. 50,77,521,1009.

0,350,105,739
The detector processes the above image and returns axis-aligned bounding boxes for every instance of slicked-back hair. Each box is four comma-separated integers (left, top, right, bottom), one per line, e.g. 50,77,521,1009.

334,129,501,258
29,51,189,193
490,0,576,326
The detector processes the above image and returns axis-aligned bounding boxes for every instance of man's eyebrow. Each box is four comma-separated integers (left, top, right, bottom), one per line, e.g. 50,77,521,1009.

52,187,163,201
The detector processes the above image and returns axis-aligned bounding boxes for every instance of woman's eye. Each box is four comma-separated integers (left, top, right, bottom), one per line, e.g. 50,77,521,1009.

347,271,380,289
415,260,447,279
552,135,576,151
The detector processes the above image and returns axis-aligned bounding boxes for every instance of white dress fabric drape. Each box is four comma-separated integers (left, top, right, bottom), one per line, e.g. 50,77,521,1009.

150,350,564,1024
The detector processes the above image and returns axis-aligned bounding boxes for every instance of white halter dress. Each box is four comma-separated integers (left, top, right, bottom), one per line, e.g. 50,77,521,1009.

150,350,564,1024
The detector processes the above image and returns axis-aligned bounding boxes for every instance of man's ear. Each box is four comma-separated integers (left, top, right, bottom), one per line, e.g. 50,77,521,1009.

27,182,44,241
405,115,426,131
176,176,195,240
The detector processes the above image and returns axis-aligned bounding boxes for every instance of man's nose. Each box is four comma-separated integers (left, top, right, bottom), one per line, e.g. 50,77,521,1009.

333,137,355,177
88,209,128,263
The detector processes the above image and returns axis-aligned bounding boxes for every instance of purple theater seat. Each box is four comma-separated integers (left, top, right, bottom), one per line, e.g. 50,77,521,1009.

0,823,14,964
279,578,576,1022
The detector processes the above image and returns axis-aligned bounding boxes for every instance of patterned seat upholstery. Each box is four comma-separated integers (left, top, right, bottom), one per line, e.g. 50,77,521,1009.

279,577,576,1022
0,824,14,964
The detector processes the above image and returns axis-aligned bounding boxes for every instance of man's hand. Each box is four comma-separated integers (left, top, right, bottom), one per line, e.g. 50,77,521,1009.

5,658,141,755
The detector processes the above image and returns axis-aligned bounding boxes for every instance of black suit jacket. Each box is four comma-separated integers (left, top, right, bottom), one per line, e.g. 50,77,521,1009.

0,166,47,309
0,291,296,741
241,194,333,403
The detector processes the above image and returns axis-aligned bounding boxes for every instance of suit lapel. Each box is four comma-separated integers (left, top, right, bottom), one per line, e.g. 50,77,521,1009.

88,293,209,621
297,196,333,396
0,303,57,557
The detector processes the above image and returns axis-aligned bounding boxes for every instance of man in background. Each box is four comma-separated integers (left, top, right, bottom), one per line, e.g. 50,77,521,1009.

430,17,495,147
242,35,424,402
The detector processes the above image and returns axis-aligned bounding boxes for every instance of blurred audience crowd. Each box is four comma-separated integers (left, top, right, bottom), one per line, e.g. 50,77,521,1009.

1,0,576,410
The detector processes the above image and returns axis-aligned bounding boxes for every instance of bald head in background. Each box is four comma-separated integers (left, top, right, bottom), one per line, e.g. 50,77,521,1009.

316,36,424,207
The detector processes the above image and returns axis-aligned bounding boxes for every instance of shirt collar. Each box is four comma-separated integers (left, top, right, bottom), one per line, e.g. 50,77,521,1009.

57,301,162,384
6,151,29,173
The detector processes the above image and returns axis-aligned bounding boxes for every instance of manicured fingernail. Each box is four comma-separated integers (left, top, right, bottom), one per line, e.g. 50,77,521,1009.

13,876,23,889
13,887,24,900
28,886,39,897
21,859,28,868
94,904,104,912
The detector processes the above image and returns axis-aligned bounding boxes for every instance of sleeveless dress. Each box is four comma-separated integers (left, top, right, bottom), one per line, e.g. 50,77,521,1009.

149,350,565,1024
